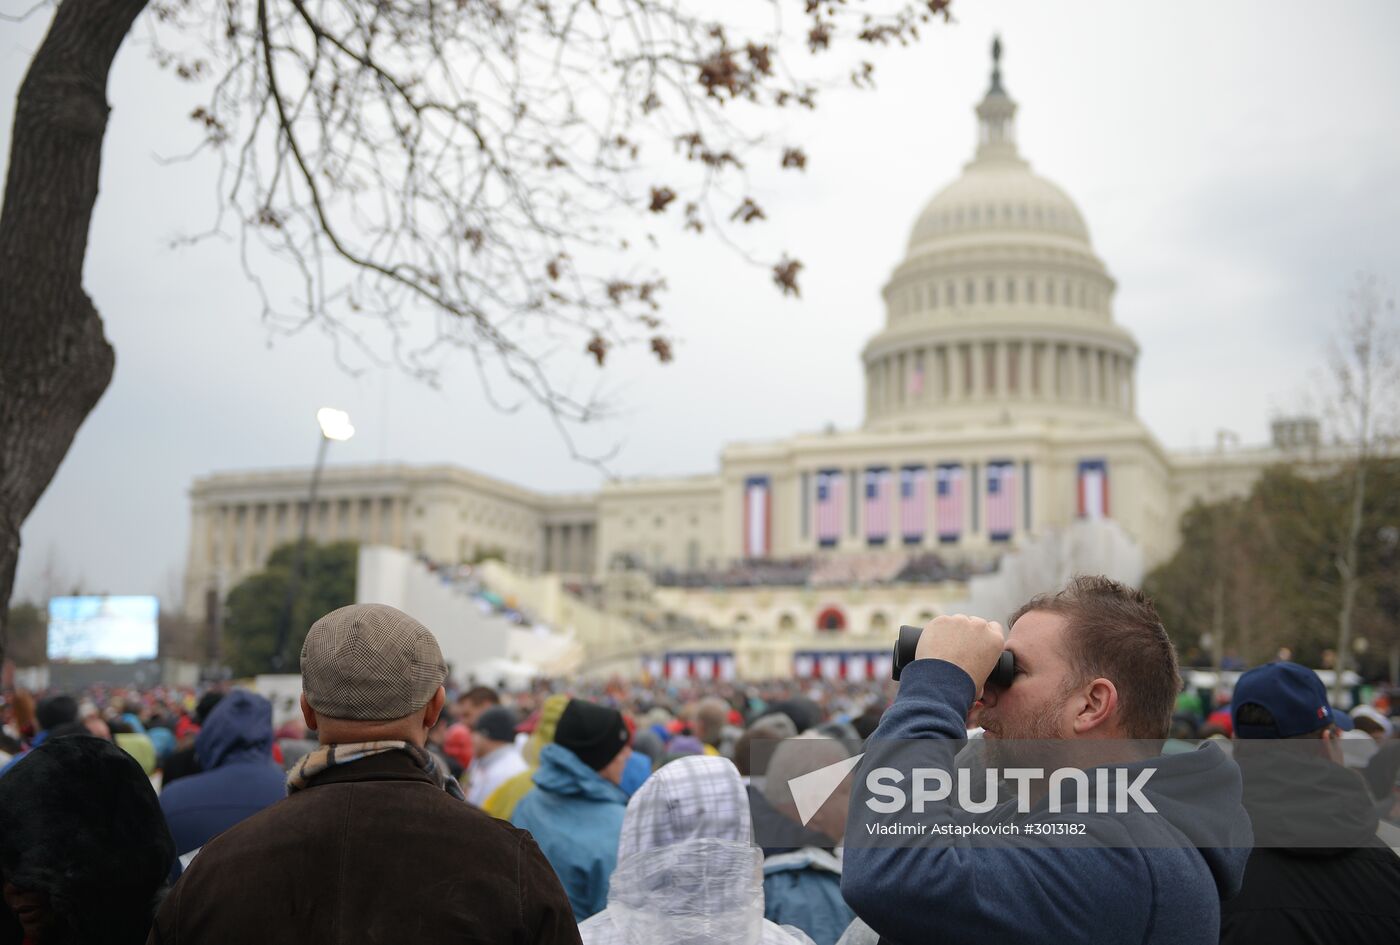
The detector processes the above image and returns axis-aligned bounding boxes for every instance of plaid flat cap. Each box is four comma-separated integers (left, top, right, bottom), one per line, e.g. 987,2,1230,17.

301,603,447,721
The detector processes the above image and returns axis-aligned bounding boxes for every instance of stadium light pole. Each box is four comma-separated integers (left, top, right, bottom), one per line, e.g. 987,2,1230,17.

271,408,355,672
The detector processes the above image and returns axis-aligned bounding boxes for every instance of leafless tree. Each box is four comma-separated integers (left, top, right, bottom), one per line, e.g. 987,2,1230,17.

1324,272,1398,703
0,0,956,660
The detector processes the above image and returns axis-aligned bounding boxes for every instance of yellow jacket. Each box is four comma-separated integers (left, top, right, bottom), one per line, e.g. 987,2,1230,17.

481,694,569,819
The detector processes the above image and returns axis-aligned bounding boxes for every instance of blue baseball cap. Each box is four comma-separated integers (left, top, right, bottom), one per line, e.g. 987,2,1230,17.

1231,661,1354,738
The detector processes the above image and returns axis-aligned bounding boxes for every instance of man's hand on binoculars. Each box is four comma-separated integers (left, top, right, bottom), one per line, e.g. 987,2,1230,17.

913,614,1006,697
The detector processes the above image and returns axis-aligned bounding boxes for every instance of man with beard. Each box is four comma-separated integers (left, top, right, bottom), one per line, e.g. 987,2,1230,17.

842,576,1252,945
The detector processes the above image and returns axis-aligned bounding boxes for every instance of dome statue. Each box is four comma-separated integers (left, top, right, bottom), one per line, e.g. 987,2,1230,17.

863,38,1139,434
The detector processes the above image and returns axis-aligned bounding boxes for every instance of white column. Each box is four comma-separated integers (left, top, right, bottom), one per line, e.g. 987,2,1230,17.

218,506,233,570
392,498,406,547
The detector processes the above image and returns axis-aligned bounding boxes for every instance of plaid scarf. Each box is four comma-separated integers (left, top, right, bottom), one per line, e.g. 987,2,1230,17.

287,740,466,801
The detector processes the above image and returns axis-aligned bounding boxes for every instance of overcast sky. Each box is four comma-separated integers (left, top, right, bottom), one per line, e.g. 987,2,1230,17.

5,0,1399,605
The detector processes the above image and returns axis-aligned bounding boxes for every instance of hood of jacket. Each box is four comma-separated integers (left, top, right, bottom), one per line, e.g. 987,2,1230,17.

522,694,571,768
195,689,274,770
1235,740,1380,850
533,741,629,804
1048,741,1253,900
608,755,770,945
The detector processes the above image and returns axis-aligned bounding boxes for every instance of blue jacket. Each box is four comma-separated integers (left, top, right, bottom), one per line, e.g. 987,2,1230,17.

159,689,286,857
511,742,628,921
0,730,48,778
763,847,854,945
842,659,1253,945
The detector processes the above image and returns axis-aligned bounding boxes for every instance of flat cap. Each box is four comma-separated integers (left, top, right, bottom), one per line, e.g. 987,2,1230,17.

301,603,447,721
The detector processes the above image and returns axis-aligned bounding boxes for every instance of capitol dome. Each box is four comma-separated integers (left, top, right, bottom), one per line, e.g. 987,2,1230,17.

863,39,1139,433
906,162,1091,250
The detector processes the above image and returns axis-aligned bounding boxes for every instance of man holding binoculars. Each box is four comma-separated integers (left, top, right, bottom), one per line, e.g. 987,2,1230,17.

842,575,1253,945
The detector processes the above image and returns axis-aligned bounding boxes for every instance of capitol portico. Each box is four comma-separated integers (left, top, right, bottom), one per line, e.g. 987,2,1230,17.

182,44,1331,665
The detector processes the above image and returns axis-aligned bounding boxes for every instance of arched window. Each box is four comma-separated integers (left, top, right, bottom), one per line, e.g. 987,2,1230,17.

777,613,797,634
869,612,890,636
816,606,847,632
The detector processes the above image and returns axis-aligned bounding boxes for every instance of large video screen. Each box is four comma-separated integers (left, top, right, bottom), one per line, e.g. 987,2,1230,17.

47,596,159,663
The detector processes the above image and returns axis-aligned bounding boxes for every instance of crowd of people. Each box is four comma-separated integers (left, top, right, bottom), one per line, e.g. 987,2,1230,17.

2,581,1400,944
650,551,991,589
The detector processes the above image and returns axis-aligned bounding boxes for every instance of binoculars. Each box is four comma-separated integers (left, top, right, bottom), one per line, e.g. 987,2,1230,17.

891,624,1016,687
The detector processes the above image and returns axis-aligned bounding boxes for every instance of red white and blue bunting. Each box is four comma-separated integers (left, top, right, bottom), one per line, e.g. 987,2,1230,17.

792,650,893,682
644,651,738,681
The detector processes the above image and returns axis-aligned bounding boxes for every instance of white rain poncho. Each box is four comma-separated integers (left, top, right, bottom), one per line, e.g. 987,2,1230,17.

579,755,814,945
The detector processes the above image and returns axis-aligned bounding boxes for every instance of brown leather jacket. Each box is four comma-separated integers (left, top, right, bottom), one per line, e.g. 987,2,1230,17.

147,749,581,944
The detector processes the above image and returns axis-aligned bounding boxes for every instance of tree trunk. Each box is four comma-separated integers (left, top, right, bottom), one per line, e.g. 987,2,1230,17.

1334,459,1367,706
0,0,147,662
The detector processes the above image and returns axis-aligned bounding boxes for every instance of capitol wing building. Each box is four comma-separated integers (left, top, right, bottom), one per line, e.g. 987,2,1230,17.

184,48,1330,675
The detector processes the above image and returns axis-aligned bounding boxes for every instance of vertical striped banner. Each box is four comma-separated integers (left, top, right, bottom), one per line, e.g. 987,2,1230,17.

986,460,1017,541
815,470,844,546
864,467,893,545
1078,460,1109,519
935,464,964,542
743,476,771,558
900,465,928,544
693,653,715,679
793,653,817,679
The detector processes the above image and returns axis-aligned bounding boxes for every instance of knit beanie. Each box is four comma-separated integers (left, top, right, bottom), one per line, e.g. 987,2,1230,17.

554,700,630,771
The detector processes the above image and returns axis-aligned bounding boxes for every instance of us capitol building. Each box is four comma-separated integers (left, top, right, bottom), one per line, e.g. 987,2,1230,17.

182,46,1330,673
